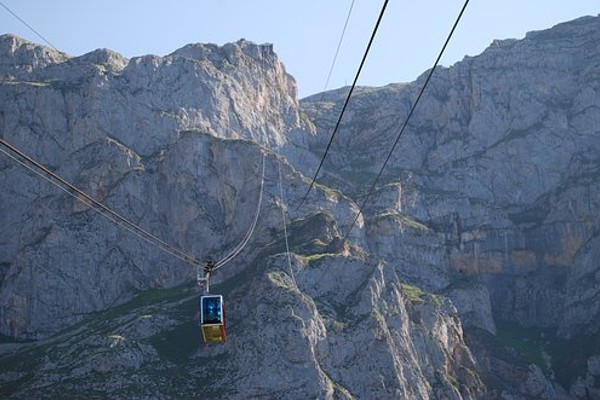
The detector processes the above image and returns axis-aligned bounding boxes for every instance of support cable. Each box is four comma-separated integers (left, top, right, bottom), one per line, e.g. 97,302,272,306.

0,1,60,51
212,154,266,271
277,161,296,286
343,0,471,241
296,0,390,210
0,137,202,267
322,0,357,93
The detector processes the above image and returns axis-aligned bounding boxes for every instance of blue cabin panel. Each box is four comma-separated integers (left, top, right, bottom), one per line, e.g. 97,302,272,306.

200,295,227,343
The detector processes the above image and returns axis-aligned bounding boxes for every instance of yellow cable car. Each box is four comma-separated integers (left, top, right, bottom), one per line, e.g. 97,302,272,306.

200,295,227,343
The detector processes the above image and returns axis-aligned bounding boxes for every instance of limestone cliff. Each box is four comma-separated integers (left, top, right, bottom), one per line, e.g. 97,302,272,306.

300,15,600,398
0,34,319,336
0,32,482,399
303,15,600,336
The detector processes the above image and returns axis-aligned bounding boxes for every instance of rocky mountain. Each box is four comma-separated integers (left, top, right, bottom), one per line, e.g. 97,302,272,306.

1,14,600,399
304,14,600,337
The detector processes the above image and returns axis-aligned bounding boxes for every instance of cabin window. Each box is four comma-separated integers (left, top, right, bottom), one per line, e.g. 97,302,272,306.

202,296,222,324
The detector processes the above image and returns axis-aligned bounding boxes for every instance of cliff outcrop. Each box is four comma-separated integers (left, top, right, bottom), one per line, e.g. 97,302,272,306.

303,15,600,339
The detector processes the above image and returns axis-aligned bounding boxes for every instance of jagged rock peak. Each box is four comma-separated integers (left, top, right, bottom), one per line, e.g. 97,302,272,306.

0,34,67,72
525,14,599,39
0,34,129,75
0,33,311,151
70,48,129,72
0,34,279,77
478,14,600,65
169,38,276,66
483,15,599,51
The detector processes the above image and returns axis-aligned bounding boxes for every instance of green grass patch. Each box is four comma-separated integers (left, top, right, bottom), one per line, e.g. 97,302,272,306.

28,81,51,87
149,320,200,365
0,371,35,397
319,365,356,400
0,344,44,397
495,321,553,373
144,286,201,365
311,238,328,247
0,333,34,344
374,211,429,232
431,295,443,308
397,214,429,231
550,332,600,388
48,79,83,92
347,241,368,259
492,322,600,387
267,271,295,291
100,286,192,323
298,253,339,264
400,284,425,303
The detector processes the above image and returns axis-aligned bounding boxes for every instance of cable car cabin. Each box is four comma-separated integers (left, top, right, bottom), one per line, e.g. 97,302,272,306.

200,295,227,343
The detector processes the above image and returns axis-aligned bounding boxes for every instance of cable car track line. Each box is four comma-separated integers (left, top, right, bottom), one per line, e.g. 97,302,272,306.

342,0,471,241
296,0,390,210
213,154,266,271
322,0,357,93
0,137,203,267
0,146,196,265
277,160,296,286
0,1,60,52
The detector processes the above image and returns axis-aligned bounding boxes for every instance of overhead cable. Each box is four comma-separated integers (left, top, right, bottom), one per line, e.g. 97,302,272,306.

296,0,390,210
0,137,203,267
0,2,60,51
322,0,357,93
343,0,471,241
277,161,296,286
213,154,266,271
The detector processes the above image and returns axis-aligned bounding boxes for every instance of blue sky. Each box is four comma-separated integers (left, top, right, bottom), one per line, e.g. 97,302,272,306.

1,1,599,98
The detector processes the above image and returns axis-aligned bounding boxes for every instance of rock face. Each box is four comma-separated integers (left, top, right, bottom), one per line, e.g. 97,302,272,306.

0,34,317,337
303,15,600,338
1,14,600,400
